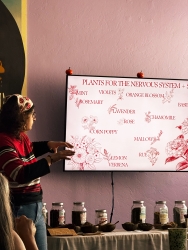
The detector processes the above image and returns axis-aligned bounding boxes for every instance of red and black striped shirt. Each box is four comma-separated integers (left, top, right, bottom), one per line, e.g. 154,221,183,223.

0,132,51,205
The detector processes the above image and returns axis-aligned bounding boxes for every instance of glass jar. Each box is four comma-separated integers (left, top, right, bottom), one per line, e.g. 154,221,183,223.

95,209,108,225
72,202,87,226
154,201,168,225
50,202,65,227
131,201,146,224
173,201,187,227
42,202,48,225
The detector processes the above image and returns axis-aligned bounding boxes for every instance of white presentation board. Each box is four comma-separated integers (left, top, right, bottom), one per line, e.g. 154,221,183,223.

64,75,188,171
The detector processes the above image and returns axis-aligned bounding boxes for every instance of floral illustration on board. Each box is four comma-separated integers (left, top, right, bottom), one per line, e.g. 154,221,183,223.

117,88,124,100
146,147,160,166
145,111,151,123
108,104,117,114
165,118,188,171
68,85,82,108
82,115,98,132
67,135,112,170
162,89,174,104
117,118,124,125
68,85,78,100
75,98,83,108
102,149,112,165
151,130,163,145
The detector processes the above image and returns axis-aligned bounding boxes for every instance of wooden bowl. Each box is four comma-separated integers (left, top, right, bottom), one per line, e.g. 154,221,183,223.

138,223,153,231
122,222,138,231
99,223,116,232
81,225,99,233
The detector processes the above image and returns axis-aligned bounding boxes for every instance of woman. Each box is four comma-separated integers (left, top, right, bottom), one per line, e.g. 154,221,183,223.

0,94,75,250
0,173,38,250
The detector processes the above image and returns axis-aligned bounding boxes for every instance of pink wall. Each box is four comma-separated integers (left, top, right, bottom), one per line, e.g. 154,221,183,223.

27,0,188,227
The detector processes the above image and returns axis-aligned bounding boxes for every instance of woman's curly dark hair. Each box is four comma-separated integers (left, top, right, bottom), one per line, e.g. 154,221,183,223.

0,95,34,139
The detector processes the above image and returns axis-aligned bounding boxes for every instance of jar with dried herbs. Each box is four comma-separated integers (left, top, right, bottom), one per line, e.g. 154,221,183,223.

154,201,168,225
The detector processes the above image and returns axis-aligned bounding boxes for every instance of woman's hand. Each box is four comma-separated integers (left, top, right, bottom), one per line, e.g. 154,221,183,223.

47,149,75,165
15,215,39,250
15,215,36,238
46,141,75,165
47,141,74,153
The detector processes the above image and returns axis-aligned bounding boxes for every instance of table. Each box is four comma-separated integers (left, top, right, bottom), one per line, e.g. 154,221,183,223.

47,229,171,250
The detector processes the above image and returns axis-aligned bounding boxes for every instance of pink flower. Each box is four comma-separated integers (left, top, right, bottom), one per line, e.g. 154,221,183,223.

69,85,78,95
146,147,159,166
87,143,97,154
82,116,88,124
69,136,104,170
166,137,188,158
80,137,89,149
85,154,95,164
94,152,103,163
90,116,98,124
72,148,87,164
74,140,82,149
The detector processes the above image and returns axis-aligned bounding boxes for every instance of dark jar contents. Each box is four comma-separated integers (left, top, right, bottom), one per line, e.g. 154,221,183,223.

50,202,65,228
173,208,186,228
72,211,86,226
131,201,146,224
131,207,142,224
173,201,187,227
50,210,59,227
154,212,160,224
72,202,87,226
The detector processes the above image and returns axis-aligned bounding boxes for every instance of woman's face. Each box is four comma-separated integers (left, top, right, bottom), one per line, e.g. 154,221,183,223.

24,110,36,131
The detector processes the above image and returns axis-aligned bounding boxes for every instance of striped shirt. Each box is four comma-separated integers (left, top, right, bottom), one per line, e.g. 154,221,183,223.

0,132,51,205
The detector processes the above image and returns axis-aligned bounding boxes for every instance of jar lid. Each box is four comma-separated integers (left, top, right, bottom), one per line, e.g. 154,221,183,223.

175,200,185,204
133,200,144,204
73,202,85,205
95,209,107,212
52,202,63,206
155,201,166,204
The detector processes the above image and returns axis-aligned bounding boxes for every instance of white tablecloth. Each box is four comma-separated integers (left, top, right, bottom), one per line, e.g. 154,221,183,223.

47,229,170,250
